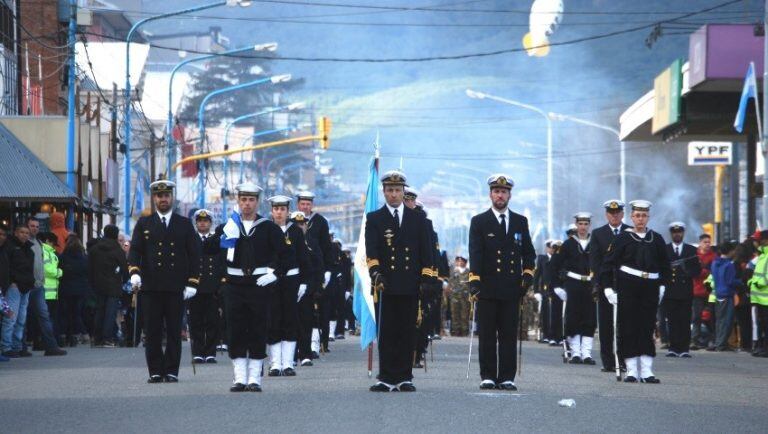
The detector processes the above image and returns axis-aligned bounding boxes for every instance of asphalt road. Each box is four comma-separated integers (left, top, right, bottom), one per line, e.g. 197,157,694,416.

1,336,767,433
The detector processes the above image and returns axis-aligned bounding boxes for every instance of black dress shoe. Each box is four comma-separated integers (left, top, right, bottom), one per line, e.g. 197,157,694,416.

283,367,296,376
192,356,205,364
582,357,596,365
19,349,33,357
601,367,616,372
640,376,661,384
268,368,282,377
322,345,330,353
205,357,217,364
310,351,320,359
247,383,262,392
300,359,313,366
328,337,335,342
660,344,669,350
370,382,393,392
398,382,416,392
147,375,163,384
414,362,424,369
164,375,178,383
497,381,518,391
479,380,496,390
623,376,638,383
568,356,583,364
335,335,345,340
230,383,247,392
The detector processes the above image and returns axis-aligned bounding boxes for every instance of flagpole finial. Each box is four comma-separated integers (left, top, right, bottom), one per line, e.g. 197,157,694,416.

374,130,381,159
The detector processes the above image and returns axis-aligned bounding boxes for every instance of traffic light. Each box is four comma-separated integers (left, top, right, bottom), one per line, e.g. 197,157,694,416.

318,117,331,150
701,222,714,239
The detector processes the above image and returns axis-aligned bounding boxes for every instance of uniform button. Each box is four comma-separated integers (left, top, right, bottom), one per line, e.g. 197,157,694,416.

171,242,175,246
405,257,410,261
158,263,162,266
405,248,409,252
497,250,501,254
497,259,501,263
405,266,409,270
171,253,175,256
158,252,162,256
391,266,395,270
497,268,501,272
391,256,395,260
159,242,163,246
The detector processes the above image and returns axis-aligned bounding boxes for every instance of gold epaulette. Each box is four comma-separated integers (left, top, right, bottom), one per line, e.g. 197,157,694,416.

523,269,535,276
468,272,481,282
128,266,140,274
366,258,380,268
188,278,200,285
421,267,433,277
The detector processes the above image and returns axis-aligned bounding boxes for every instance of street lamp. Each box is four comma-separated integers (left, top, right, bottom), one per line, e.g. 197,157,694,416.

166,42,278,181
466,89,553,239
548,112,625,203
220,103,304,214
123,0,251,233
196,74,292,208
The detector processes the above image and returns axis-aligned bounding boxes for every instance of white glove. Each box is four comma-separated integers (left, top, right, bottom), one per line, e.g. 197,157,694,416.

658,285,666,304
442,280,449,290
183,287,197,300
533,293,542,303
604,288,618,305
130,274,142,287
323,271,331,288
554,287,567,301
297,284,307,302
257,272,278,287
345,291,351,300
222,218,240,240
114,266,120,274
337,272,343,278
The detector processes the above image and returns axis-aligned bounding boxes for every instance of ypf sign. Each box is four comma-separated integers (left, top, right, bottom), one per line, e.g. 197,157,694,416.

688,142,732,166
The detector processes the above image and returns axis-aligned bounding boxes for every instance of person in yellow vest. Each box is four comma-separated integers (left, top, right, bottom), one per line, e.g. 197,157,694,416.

747,230,768,357
40,232,63,346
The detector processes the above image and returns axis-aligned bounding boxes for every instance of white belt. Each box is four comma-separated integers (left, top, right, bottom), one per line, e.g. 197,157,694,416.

566,271,592,282
619,266,659,280
227,267,274,277
286,268,299,276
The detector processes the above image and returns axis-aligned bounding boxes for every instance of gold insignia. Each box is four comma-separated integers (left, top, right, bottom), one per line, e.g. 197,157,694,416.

285,236,292,245
609,201,619,209
498,177,507,185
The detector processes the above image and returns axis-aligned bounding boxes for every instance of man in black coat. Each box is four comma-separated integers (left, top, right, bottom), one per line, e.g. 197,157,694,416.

663,222,701,358
128,180,201,384
365,170,434,392
1,225,35,357
88,225,128,347
469,174,536,391
590,199,632,372
188,209,223,364
533,240,558,343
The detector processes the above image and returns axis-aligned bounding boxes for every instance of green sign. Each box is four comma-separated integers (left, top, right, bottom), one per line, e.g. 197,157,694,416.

652,58,683,134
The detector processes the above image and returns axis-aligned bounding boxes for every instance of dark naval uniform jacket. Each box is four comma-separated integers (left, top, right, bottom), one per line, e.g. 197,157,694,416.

468,208,536,301
285,222,313,288
548,237,591,289
221,214,292,285
365,205,434,295
590,223,632,289
665,243,701,300
128,213,201,292
197,232,224,294
307,212,335,273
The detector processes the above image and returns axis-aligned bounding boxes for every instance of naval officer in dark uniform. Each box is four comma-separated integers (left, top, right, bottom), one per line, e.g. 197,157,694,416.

365,170,434,392
128,180,201,383
601,200,671,383
590,199,632,372
663,222,701,358
189,209,223,364
468,174,536,391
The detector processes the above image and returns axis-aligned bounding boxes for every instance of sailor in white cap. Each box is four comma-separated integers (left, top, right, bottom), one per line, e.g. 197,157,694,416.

549,212,597,365
220,182,291,392
600,200,672,384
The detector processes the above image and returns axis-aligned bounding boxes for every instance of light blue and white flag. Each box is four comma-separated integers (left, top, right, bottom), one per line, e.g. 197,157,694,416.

734,61,759,134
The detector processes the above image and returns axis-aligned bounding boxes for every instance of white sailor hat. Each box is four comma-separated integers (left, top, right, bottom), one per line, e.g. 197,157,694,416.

487,174,514,190
149,180,176,194
415,199,424,209
404,186,419,199
574,212,592,222
296,191,315,201
290,211,307,223
267,195,292,207
235,182,263,197
380,170,407,186
629,200,652,212
603,199,625,211
552,239,563,246
566,223,577,235
193,209,213,221
668,221,686,231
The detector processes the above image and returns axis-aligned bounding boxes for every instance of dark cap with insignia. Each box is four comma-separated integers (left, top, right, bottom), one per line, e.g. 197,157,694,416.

602,199,625,212
150,180,176,195
235,182,262,197
566,223,577,236
574,212,592,223
290,211,307,223
455,255,468,262
415,199,424,210
668,221,686,231
630,199,652,212
381,170,407,186
404,186,419,200
267,195,292,207
193,209,212,221
487,174,514,190
296,191,315,201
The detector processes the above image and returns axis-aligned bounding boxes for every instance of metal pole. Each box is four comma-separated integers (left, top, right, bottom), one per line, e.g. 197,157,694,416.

763,0,768,228
546,116,553,239
620,141,626,203
66,0,77,230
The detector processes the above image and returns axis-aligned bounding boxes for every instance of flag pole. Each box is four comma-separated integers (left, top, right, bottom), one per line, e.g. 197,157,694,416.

762,3,768,228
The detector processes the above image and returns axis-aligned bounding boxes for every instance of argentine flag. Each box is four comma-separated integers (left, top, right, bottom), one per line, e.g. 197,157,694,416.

352,156,379,350
734,62,759,133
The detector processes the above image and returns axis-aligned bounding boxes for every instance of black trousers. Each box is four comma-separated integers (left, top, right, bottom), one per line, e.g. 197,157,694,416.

432,293,443,336
224,282,271,359
188,293,219,357
547,296,563,341
142,291,184,377
757,305,768,350
617,276,659,358
477,297,519,383
734,300,753,350
414,296,437,363
216,290,227,346
375,293,417,384
564,280,596,337
268,276,300,344
297,294,316,359
597,289,619,368
662,298,692,354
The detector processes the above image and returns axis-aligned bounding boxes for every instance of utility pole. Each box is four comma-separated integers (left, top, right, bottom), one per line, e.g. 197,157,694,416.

66,0,78,230
763,0,768,228
150,133,157,213
110,83,118,225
